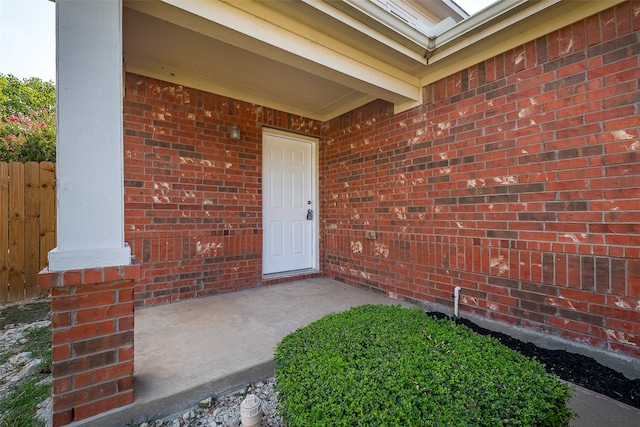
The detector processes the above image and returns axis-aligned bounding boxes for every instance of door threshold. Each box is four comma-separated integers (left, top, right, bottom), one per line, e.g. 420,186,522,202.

263,269,320,281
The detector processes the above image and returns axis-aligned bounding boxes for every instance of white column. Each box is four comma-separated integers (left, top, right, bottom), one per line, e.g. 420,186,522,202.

48,0,130,271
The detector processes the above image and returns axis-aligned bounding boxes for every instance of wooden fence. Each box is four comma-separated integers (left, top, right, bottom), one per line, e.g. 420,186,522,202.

0,162,56,304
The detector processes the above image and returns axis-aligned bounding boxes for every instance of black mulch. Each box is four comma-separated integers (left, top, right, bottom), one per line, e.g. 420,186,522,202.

425,312,640,409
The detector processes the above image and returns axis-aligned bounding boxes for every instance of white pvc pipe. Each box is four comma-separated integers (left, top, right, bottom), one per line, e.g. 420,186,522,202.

240,394,262,427
452,286,462,317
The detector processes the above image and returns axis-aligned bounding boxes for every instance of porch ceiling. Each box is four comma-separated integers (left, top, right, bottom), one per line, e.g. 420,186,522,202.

123,0,617,122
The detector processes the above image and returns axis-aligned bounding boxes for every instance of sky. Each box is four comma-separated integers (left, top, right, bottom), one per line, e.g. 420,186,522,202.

455,0,498,16
0,0,56,82
0,0,496,84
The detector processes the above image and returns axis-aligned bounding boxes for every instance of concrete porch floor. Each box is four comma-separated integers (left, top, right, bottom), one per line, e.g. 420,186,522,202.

76,278,640,427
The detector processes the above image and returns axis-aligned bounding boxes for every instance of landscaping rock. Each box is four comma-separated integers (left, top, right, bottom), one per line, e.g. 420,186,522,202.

8,351,32,365
35,396,53,427
154,379,283,427
0,304,52,427
199,396,213,408
11,358,42,382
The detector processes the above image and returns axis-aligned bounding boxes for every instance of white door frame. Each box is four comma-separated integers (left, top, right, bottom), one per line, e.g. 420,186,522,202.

262,128,319,275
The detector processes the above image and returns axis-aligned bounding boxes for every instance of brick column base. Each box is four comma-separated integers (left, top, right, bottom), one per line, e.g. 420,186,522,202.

38,260,140,427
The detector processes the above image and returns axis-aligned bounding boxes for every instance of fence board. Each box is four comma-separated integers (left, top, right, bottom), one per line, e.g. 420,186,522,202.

0,163,8,304
0,162,56,304
25,162,41,298
9,162,25,302
40,162,56,271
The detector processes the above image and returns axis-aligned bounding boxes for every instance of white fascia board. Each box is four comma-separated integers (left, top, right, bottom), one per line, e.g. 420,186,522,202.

342,0,434,48
434,0,535,46
151,0,420,104
301,0,428,65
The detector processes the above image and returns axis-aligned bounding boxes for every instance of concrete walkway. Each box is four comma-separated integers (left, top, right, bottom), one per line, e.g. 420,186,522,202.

75,278,640,426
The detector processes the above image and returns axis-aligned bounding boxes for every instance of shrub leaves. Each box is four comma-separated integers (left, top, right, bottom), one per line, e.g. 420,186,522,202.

274,305,575,427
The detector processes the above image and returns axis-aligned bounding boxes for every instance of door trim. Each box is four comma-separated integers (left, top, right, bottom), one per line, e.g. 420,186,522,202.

262,127,319,275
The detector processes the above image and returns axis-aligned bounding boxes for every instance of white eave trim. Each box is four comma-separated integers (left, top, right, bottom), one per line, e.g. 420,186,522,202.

302,0,428,65
435,0,535,47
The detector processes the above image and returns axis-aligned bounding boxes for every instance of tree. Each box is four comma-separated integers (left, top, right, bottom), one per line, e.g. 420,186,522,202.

0,74,56,162
0,74,55,116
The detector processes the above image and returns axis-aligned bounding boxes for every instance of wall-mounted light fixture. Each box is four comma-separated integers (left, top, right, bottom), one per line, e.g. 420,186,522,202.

228,125,241,141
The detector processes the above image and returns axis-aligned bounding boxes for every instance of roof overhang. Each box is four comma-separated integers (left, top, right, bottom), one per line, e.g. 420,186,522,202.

123,0,621,121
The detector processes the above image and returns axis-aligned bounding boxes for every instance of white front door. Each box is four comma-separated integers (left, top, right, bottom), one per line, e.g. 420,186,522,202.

262,129,317,275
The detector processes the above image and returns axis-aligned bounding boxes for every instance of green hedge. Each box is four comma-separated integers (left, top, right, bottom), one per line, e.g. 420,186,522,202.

274,305,575,427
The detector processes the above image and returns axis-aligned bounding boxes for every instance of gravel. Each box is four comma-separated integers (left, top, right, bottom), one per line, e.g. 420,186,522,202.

0,319,52,427
152,379,283,427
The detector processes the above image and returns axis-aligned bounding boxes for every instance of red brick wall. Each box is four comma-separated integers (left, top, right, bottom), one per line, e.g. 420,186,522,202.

38,263,139,426
323,3,640,359
123,75,323,307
